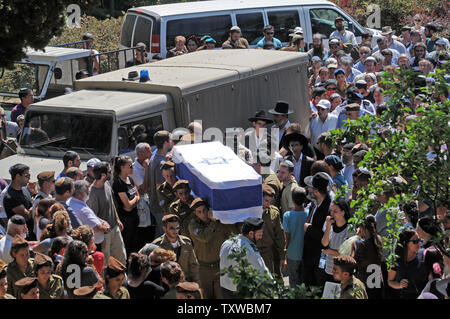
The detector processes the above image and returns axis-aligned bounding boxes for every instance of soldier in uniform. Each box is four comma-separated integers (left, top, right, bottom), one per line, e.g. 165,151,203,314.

332,255,368,299
94,256,130,299
188,198,240,299
252,156,283,209
0,259,15,299
15,276,39,299
169,180,195,237
5,235,35,298
257,185,286,277
152,214,199,283
157,161,178,215
33,252,64,299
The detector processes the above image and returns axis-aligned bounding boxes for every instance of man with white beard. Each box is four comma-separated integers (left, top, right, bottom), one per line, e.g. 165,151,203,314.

0,215,28,263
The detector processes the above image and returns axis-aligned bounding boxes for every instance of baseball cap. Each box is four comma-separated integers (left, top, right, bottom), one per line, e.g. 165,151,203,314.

317,99,331,109
364,56,377,65
86,158,101,168
293,26,303,34
230,26,241,32
334,68,345,75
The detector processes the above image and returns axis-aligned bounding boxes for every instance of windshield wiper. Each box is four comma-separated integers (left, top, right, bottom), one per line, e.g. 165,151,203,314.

71,147,96,158
28,136,67,148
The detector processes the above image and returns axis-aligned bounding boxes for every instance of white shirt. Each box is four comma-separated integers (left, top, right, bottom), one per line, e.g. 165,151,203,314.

220,234,272,292
68,197,104,244
0,234,14,263
307,113,338,147
329,30,358,46
132,159,152,228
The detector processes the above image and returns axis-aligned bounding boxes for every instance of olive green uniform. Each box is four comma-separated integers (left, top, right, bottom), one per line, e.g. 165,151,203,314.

280,178,299,218
256,205,286,277
94,286,130,299
188,217,240,299
262,170,283,209
152,234,200,283
169,198,194,237
5,259,35,298
38,274,65,299
157,181,177,215
340,276,368,299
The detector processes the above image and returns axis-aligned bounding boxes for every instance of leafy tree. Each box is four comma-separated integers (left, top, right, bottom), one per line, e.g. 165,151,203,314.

0,0,99,69
220,237,322,299
330,64,450,269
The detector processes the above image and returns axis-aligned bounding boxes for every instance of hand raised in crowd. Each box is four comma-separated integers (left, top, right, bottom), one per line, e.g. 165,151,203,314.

399,279,409,289
27,181,38,195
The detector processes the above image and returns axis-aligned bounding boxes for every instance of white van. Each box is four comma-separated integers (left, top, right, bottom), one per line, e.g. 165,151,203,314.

119,0,380,58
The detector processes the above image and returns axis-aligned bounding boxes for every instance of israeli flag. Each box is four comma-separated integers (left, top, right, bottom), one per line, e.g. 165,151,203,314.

172,141,262,224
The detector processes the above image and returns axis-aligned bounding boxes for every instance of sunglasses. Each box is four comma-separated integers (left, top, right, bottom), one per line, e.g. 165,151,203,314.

327,87,337,91
360,51,370,55
23,174,31,178
169,226,180,231
414,19,421,22
0,114,5,117
129,163,134,168
265,32,274,35
408,238,421,244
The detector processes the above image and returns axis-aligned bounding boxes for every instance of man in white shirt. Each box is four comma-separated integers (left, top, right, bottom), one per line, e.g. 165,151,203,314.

329,16,358,46
131,142,154,248
306,99,338,148
220,217,271,298
0,215,28,263
68,180,109,246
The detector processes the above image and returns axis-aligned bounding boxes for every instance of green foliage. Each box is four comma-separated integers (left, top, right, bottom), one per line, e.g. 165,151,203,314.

330,64,450,269
221,237,322,299
0,0,100,69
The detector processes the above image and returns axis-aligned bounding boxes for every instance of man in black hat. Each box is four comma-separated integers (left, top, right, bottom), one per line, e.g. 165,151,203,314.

283,132,314,187
268,101,293,151
302,172,332,288
219,217,271,298
244,110,277,171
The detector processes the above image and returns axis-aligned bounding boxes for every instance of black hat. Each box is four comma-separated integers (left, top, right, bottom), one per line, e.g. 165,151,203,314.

284,132,308,149
10,215,26,226
304,172,330,193
268,101,294,115
418,216,441,237
343,142,356,151
324,79,337,88
243,217,264,231
248,110,273,124
122,71,140,81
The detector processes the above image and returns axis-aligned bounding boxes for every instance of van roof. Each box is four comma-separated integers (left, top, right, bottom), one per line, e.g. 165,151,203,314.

75,49,308,97
130,0,332,18
30,89,171,123
23,46,92,63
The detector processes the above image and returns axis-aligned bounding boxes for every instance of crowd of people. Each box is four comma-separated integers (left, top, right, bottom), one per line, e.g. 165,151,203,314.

0,14,449,300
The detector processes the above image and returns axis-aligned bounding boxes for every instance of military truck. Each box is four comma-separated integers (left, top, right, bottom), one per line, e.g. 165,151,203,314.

0,49,310,180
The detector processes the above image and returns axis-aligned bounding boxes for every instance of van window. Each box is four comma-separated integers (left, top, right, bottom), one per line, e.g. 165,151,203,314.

166,15,232,49
236,12,265,45
310,8,362,38
118,115,164,154
267,10,300,43
120,14,137,47
133,16,152,50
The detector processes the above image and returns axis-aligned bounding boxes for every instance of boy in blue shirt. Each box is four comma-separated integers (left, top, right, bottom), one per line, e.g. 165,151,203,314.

256,25,282,49
282,186,309,288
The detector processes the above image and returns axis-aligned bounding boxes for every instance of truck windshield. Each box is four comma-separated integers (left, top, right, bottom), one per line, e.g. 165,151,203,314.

0,62,49,97
20,110,113,155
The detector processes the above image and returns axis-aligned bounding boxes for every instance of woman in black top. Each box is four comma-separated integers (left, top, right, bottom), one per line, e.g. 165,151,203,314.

125,253,167,299
353,214,384,299
112,155,140,257
388,227,428,299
